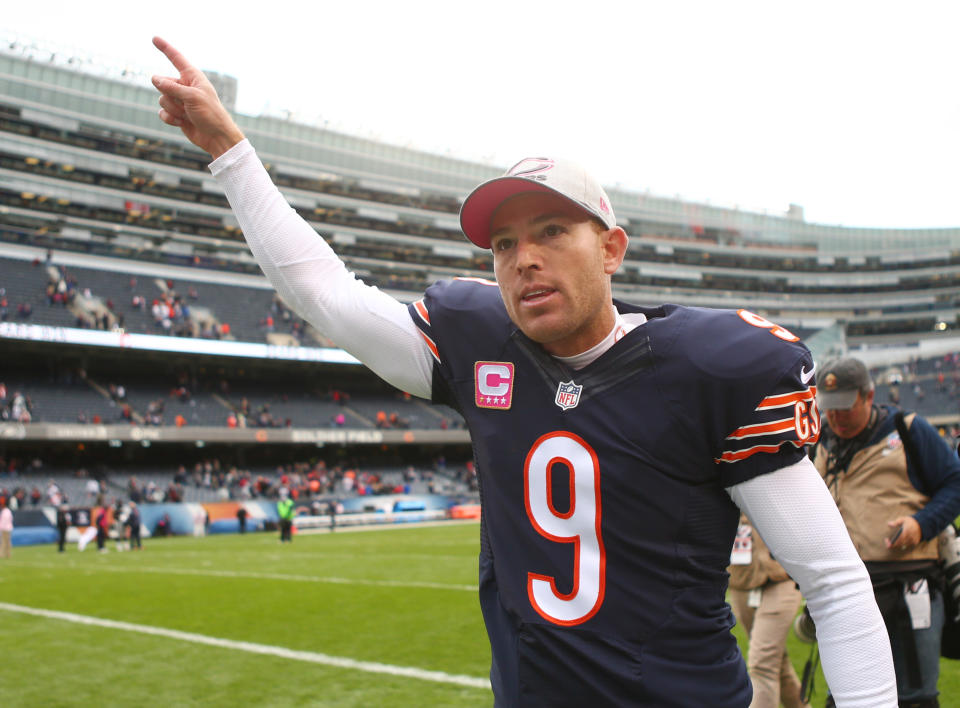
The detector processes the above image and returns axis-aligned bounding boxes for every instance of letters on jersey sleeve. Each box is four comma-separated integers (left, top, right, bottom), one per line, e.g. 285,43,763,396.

714,310,820,485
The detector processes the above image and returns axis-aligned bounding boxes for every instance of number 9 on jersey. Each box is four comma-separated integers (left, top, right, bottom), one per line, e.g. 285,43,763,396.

524,431,606,626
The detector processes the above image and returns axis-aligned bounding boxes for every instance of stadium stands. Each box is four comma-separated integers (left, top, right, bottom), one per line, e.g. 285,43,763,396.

2,40,960,519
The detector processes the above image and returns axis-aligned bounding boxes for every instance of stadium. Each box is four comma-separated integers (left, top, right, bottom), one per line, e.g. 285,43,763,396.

1,35,959,707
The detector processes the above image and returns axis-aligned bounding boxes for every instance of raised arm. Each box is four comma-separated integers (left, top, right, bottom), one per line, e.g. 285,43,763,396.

151,37,245,158
151,39,434,398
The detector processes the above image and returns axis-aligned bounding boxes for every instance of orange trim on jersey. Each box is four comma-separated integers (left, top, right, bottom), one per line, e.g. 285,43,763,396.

715,440,804,464
454,276,498,286
417,330,440,362
726,418,796,440
756,386,816,410
413,299,431,325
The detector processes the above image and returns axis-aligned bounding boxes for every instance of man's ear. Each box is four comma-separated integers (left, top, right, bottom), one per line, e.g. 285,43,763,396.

602,227,629,275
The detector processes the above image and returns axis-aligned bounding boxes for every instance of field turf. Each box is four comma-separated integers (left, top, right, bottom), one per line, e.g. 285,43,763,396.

0,522,957,707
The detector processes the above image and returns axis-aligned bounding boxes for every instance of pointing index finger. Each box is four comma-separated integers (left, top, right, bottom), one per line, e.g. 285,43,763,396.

152,36,194,74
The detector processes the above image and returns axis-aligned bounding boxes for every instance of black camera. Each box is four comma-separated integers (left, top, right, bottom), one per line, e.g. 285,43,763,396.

939,525,960,620
793,605,817,644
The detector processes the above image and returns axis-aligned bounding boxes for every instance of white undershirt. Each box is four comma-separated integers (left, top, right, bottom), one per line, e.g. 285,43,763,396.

556,311,645,370
210,139,896,706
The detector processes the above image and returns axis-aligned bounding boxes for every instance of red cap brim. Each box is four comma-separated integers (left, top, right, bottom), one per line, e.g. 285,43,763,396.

459,177,555,249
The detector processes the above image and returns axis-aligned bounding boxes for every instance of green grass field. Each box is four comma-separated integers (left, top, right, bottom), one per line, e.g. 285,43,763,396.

0,523,957,707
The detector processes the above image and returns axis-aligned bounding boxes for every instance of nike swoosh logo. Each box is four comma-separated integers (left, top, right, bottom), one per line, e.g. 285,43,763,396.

800,364,816,385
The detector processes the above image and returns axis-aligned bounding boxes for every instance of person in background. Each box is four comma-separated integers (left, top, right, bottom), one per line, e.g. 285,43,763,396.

814,356,960,707
277,492,294,543
56,504,71,552
114,498,128,551
728,512,809,708
94,499,109,553
0,498,12,558
125,502,142,551
236,505,248,534
328,499,338,533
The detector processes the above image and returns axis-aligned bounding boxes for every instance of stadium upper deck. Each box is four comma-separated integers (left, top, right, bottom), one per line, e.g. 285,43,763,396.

2,45,960,365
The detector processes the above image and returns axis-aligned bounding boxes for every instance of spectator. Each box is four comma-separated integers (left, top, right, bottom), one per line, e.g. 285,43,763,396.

277,492,294,543
56,504,71,553
45,480,62,506
94,501,109,553
814,357,960,705
85,478,100,501
128,477,142,504
154,513,171,537
0,498,12,559
126,502,142,550
728,514,808,708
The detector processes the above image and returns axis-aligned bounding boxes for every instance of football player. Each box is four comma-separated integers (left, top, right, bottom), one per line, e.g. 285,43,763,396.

152,37,896,706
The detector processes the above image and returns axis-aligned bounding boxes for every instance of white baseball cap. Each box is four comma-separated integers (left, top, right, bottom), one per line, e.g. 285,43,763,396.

459,157,617,249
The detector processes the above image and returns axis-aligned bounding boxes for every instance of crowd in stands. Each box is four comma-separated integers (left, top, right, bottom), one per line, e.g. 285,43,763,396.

870,352,960,432
5,234,958,361
8,101,960,326
0,451,477,515
0,287,32,322
0,383,33,423
10,347,960,434
0,252,334,345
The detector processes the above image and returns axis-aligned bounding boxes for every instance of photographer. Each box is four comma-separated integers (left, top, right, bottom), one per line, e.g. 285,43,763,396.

814,357,960,707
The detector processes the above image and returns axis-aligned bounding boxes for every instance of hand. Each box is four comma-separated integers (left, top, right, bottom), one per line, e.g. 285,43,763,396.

885,516,922,549
151,37,245,158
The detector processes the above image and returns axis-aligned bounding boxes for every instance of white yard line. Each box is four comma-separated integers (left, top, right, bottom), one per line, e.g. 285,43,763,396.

6,560,477,592
0,602,490,690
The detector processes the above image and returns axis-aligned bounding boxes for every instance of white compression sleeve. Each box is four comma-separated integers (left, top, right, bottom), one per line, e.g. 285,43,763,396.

728,457,897,707
209,140,434,399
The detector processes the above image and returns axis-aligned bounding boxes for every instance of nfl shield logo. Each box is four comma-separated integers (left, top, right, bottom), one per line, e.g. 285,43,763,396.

554,380,582,410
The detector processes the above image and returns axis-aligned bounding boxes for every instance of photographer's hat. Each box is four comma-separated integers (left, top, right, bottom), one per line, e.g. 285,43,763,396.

816,357,872,410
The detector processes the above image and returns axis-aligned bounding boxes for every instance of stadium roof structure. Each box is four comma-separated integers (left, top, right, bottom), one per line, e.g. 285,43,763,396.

2,45,959,257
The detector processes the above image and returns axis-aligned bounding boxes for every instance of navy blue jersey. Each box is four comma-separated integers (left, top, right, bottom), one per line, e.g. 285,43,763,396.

409,278,819,707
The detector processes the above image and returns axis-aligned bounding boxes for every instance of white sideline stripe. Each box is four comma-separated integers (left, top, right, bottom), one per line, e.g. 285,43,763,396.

0,602,490,690
9,561,477,592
